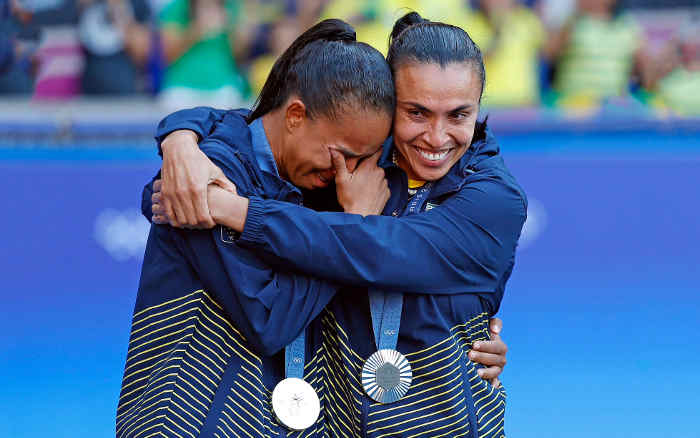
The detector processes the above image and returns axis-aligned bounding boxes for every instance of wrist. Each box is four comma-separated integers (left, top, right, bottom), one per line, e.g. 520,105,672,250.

215,192,249,232
344,204,368,216
162,129,199,152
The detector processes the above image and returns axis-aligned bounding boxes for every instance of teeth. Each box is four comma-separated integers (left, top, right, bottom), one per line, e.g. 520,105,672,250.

416,148,449,161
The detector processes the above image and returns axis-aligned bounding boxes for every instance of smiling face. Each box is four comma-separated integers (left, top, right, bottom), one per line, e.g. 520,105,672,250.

281,103,392,190
392,62,483,181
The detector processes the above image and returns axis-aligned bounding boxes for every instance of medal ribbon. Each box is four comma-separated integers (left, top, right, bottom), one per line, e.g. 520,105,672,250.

369,182,433,351
251,118,307,382
285,333,305,379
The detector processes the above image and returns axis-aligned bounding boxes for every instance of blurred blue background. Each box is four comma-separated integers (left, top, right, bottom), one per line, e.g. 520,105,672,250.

1,107,698,437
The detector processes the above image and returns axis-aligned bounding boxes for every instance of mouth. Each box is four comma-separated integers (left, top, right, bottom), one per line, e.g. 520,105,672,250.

412,145,453,164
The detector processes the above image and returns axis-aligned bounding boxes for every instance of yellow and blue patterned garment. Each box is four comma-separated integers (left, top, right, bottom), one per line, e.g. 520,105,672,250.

117,289,504,437
117,109,525,437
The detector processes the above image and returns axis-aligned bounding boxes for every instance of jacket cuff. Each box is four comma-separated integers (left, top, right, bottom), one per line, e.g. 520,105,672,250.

238,196,266,247
154,122,204,156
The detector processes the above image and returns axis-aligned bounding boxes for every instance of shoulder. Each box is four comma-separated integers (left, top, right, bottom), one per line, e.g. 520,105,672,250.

461,127,528,213
200,111,260,195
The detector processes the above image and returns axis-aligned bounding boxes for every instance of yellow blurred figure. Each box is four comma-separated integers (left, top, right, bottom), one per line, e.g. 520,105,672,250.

320,0,472,55
466,0,545,107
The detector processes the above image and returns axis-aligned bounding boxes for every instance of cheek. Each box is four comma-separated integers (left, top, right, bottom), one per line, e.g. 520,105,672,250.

452,120,477,146
303,146,331,171
394,118,423,144
451,129,472,147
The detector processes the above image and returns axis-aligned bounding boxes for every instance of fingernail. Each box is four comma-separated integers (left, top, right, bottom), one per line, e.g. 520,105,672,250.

477,369,484,377
473,342,480,349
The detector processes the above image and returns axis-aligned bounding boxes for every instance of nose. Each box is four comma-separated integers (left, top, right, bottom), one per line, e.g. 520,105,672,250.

425,119,450,149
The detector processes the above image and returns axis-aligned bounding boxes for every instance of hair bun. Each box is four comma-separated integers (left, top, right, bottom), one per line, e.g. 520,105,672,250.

389,12,428,42
311,18,357,43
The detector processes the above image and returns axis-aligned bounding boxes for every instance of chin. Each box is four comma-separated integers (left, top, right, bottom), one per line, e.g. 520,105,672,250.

414,167,450,181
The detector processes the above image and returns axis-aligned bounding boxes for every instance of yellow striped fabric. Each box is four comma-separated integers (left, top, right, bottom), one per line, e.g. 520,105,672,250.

318,310,506,437
117,290,505,437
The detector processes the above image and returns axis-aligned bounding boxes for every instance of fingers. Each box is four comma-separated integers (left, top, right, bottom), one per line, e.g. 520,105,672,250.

490,377,501,389
211,172,238,195
191,186,215,228
470,338,507,382
489,317,503,336
477,365,503,381
330,149,349,182
367,147,383,166
161,186,181,227
161,173,214,228
472,338,507,356
469,349,506,368
152,179,179,226
355,147,383,172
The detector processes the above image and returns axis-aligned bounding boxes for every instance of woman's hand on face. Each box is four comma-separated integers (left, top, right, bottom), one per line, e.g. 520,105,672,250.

160,129,229,229
468,318,508,388
332,148,390,216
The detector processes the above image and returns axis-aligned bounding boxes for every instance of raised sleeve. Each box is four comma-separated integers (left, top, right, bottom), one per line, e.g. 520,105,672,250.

154,106,231,155
238,170,527,295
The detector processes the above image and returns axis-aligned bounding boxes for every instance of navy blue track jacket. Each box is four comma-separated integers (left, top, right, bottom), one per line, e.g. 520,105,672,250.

118,107,527,438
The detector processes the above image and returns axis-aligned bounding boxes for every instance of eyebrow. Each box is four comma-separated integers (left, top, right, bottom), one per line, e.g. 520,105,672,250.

400,101,475,114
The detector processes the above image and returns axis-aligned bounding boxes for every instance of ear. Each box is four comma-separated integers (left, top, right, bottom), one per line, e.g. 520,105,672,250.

284,99,307,134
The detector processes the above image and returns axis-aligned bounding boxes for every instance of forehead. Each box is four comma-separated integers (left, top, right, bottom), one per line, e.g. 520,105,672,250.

394,62,481,110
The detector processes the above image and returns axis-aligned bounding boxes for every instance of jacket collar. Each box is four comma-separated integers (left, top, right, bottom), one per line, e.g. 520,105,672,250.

226,109,302,203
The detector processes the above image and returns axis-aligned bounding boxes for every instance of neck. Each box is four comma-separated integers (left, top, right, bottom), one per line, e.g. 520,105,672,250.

261,112,289,180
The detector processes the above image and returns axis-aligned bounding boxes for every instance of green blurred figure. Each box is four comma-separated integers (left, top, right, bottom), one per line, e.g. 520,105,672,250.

653,21,700,117
548,0,654,108
158,0,251,110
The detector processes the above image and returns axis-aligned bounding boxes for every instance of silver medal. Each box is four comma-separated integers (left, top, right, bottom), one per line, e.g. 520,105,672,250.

362,349,412,404
272,377,320,431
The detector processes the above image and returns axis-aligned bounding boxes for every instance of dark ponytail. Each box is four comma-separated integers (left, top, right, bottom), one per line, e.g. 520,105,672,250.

387,11,488,140
248,19,394,122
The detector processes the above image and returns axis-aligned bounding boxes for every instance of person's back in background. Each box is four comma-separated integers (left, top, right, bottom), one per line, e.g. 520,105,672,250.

548,0,653,107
